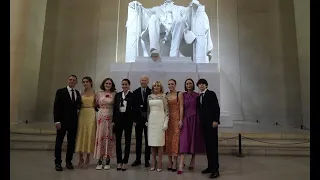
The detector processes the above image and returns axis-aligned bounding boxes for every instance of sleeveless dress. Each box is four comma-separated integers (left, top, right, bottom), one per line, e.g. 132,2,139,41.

75,95,97,153
179,92,205,154
93,91,116,159
164,92,180,156
147,94,169,147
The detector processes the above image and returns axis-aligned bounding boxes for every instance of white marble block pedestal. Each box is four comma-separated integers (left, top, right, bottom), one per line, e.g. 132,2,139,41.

109,57,233,127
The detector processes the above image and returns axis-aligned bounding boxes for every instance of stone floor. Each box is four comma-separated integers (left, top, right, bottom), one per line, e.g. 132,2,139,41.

10,150,309,180
11,121,310,134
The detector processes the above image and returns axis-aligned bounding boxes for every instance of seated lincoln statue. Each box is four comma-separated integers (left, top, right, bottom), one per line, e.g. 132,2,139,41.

125,0,213,63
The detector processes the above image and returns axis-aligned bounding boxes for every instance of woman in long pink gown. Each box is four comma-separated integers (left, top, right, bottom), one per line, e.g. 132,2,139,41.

94,78,116,170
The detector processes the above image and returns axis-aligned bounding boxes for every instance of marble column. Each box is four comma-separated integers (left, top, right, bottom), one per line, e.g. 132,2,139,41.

10,0,47,124
218,0,243,121
293,0,310,129
95,0,119,86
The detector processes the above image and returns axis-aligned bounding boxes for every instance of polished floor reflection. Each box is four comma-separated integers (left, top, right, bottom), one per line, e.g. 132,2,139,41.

10,150,309,180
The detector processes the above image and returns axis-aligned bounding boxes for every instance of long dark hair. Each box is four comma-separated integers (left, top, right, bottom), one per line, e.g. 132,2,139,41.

184,78,195,91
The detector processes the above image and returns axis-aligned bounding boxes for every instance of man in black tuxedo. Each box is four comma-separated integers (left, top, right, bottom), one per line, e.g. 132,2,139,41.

53,75,82,171
131,75,151,167
197,78,220,179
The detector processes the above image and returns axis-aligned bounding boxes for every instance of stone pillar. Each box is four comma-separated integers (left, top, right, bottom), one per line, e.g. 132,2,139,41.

293,0,310,129
10,0,47,124
218,0,243,121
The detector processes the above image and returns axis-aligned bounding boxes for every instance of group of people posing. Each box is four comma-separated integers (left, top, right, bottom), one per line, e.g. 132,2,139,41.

53,75,221,179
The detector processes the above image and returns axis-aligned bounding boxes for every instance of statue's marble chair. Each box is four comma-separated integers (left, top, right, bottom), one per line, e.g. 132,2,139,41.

125,5,212,63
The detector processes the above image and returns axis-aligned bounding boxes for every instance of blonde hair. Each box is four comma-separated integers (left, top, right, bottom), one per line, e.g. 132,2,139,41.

151,81,164,94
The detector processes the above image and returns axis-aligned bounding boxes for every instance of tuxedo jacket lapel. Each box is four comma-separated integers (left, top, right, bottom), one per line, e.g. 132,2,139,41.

137,87,143,102
116,92,121,109
63,87,73,104
125,92,134,112
64,87,81,104
202,90,210,106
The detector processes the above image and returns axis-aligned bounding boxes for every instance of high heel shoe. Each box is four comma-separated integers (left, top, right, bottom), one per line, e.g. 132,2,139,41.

172,161,177,172
188,160,195,170
117,164,122,171
177,164,184,174
167,162,173,171
78,158,84,168
151,160,158,171
157,162,162,172
122,164,127,171
84,157,90,169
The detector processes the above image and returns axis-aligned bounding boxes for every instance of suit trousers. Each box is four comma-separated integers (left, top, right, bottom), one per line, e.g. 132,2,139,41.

134,119,150,162
115,113,133,164
202,124,219,172
54,124,78,165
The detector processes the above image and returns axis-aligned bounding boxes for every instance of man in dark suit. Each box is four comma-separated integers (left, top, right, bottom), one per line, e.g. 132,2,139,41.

131,75,151,167
53,75,82,171
197,78,220,178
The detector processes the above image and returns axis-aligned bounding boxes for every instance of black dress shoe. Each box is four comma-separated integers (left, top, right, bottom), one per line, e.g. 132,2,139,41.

66,163,74,170
201,168,211,174
209,171,220,179
55,164,63,171
145,161,150,167
132,160,141,167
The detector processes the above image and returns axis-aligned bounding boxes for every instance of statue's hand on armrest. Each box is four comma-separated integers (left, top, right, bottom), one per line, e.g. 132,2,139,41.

129,1,142,9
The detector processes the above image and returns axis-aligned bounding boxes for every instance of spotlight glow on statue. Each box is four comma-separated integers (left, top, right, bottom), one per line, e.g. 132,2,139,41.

125,0,213,63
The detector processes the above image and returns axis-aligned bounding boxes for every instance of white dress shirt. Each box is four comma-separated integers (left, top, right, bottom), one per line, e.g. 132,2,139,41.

67,86,77,100
119,91,129,112
141,88,146,102
55,86,78,125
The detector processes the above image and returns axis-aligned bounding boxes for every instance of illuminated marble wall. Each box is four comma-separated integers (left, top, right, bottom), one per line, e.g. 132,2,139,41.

10,0,306,128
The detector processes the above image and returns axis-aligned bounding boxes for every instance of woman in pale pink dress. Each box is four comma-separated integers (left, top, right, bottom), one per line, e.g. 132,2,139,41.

94,78,116,170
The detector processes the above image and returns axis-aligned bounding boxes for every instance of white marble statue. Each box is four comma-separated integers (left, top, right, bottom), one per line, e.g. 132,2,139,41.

125,0,213,63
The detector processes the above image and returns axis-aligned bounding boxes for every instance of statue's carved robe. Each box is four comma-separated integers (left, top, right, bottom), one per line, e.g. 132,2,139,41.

126,2,213,63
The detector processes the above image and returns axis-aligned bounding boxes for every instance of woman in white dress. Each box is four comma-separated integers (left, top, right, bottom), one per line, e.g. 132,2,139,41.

147,81,169,172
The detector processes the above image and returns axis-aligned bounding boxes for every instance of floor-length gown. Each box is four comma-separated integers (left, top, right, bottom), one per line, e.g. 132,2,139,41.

165,93,180,156
179,92,205,154
94,92,116,159
75,95,97,153
147,94,169,147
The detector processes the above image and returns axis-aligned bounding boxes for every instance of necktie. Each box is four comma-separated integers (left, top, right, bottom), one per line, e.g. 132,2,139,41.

200,93,204,104
71,89,75,103
142,88,146,102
